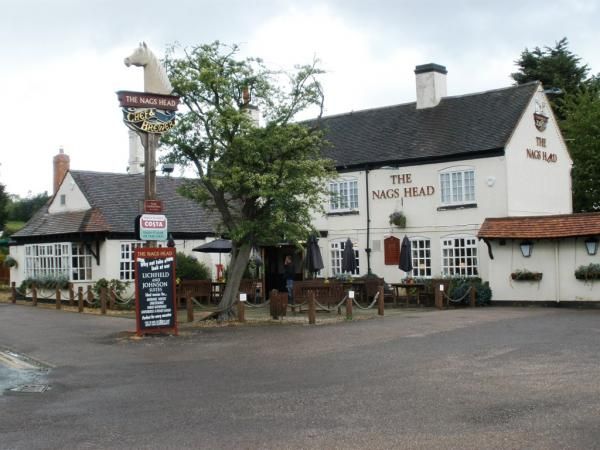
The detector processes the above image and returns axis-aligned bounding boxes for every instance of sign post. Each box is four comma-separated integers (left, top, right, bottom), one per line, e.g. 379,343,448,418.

134,247,177,336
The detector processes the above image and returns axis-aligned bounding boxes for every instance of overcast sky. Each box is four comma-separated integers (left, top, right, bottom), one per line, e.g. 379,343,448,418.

1,0,599,197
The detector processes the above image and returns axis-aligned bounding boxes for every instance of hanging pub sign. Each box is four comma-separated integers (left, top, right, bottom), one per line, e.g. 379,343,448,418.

116,90,179,134
134,247,177,336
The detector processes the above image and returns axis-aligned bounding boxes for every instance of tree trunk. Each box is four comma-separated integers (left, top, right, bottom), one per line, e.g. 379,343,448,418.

216,243,252,321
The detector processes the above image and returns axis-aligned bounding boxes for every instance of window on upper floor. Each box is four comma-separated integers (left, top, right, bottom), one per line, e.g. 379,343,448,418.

441,236,478,277
439,167,475,206
329,178,358,212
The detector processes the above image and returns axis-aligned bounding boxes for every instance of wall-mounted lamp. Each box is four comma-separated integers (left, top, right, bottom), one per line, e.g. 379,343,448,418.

520,241,534,257
585,237,599,256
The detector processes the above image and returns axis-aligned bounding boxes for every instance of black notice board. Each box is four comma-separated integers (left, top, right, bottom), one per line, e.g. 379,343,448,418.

134,247,178,336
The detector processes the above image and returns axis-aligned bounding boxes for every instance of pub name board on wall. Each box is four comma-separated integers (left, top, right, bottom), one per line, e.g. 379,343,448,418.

372,173,435,200
116,90,179,134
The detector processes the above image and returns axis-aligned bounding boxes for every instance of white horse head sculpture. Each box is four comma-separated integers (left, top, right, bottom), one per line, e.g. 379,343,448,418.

124,42,173,95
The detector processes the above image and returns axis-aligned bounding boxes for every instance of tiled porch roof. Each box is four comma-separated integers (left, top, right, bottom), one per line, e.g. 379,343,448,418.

478,213,600,239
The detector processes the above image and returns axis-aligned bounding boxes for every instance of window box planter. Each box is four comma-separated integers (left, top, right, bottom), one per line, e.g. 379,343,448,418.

574,263,600,281
511,270,543,281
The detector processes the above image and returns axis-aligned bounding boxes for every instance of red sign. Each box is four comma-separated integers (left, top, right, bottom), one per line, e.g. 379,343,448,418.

117,90,179,111
144,200,164,213
134,247,177,336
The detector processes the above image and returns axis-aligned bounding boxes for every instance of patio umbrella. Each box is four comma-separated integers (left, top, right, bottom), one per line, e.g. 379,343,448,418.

305,235,324,276
192,238,232,264
399,235,413,275
341,238,357,273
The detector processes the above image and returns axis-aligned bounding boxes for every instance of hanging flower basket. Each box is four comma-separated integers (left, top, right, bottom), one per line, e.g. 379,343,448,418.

511,270,543,281
389,211,406,228
3,256,17,268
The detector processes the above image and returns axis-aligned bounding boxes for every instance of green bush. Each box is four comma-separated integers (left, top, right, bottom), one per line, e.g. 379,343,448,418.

93,278,128,298
447,277,492,306
176,252,211,280
19,274,70,290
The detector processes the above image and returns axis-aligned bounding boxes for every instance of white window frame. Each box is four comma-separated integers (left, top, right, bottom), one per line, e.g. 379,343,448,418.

24,243,93,281
441,235,479,277
439,166,475,206
330,239,360,276
119,241,143,281
329,178,359,212
410,237,432,278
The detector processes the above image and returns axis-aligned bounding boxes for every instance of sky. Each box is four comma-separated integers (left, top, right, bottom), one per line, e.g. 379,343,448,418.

1,0,599,197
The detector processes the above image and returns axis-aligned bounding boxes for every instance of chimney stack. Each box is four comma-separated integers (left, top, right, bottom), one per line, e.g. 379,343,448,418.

415,63,447,109
53,147,70,194
128,130,144,174
240,86,260,126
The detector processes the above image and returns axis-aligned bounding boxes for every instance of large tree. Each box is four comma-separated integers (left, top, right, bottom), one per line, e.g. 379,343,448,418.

0,182,8,232
162,42,334,319
561,85,600,212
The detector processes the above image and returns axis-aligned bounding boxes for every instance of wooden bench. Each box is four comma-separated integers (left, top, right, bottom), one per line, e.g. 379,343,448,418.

177,280,212,306
292,281,345,309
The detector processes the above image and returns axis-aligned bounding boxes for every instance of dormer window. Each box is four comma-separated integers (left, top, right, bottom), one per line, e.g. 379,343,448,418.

329,178,358,212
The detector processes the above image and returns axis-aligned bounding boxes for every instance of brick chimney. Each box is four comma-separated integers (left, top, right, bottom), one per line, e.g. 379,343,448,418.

415,63,447,109
53,147,70,194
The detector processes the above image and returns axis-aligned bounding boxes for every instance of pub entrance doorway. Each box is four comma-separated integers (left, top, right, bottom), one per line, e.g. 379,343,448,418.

263,245,303,295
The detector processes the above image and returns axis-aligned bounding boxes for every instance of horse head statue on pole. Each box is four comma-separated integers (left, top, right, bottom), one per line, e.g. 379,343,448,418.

124,42,173,95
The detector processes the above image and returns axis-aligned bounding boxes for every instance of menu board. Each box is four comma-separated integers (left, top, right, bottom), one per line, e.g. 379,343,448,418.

134,247,177,336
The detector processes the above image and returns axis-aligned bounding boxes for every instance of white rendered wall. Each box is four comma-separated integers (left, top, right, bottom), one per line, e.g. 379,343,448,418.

505,87,573,216
48,172,91,213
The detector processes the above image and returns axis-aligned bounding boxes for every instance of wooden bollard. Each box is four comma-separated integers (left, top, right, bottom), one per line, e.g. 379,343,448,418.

78,286,84,313
11,282,16,304
434,282,444,309
237,299,245,323
100,287,107,314
377,286,384,316
32,283,38,307
87,286,93,308
68,283,75,307
470,285,477,307
308,292,316,325
346,296,353,320
55,288,61,309
269,289,279,319
186,290,194,322
109,289,116,310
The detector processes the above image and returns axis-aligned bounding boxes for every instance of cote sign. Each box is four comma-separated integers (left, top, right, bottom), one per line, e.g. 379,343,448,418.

139,214,168,241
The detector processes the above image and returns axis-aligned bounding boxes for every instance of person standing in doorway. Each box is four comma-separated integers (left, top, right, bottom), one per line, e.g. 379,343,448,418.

284,255,295,305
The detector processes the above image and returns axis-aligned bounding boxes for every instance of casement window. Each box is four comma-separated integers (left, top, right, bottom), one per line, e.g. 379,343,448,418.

441,236,478,276
411,238,432,277
330,239,360,276
24,243,92,281
329,178,359,212
119,242,143,280
439,167,475,205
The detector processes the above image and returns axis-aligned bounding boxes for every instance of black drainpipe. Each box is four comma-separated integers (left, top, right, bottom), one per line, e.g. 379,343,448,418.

365,166,372,275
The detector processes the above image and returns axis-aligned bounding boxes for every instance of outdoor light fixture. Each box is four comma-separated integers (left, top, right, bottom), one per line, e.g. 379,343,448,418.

585,237,599,256
520,241,534,258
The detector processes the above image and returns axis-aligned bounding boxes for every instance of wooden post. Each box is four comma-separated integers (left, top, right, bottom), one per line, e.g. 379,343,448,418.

470,284,477,307
32,283,38,307
100,287,107,315
87,285,94,308
68,283,75,307
308,292,316,325
346,297,353,320
78,286,84,313
11,282,16,304
434,282,444,310
55,288,61,309
109,289,116,310
186,289,194,322
237,299,245,323
269,289,280,320
377,286,384,316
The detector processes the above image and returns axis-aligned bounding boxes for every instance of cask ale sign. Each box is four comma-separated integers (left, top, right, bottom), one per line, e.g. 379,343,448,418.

134,247,177,336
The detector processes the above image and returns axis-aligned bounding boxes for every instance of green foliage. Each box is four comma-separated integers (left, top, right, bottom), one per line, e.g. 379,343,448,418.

6,192,49,222
3,255,17,268
574,263,600,281
20,274,69,290
2,221,25,238
511,269,543,281
0,182,8,230
161,41,334,251
92,278,128,298
176,252,211,280
447,277,492,306
560,86,600,212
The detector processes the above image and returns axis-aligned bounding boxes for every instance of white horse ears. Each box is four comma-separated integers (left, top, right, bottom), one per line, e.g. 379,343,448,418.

142,41,147,48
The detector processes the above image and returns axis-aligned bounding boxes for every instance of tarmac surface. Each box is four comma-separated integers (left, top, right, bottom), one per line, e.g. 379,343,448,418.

1,302,600,449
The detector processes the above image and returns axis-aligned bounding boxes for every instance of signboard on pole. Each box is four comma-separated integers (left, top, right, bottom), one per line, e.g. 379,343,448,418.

139,214,168,241
116,90,179,134
134,247,177,336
